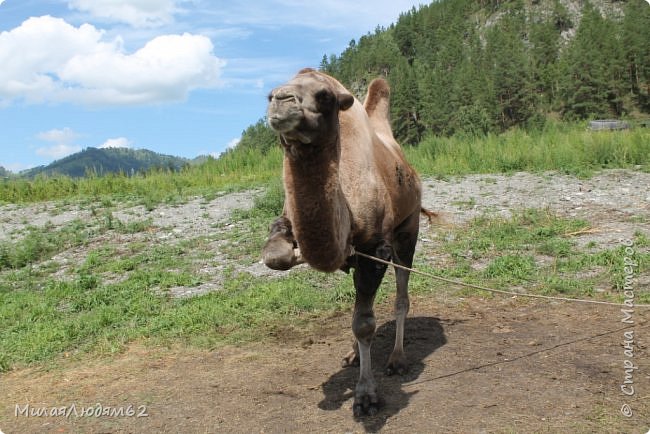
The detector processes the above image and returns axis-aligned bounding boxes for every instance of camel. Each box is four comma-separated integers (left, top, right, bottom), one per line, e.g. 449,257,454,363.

262,68,426,417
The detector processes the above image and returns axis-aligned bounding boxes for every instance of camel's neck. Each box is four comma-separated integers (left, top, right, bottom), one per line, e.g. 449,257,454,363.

282,139,352,272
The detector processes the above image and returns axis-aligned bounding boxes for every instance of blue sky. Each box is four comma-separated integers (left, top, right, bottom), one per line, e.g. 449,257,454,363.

0,0,424,172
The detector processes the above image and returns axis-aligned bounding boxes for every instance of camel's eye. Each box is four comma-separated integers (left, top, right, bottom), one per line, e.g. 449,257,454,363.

267,92,273,102
315,89,335,113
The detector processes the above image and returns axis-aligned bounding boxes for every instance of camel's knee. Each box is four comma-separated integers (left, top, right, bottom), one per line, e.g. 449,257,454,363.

352,313,376,344
262,234,301,270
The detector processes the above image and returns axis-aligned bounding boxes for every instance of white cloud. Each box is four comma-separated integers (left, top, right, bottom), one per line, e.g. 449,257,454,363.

203,1,423,31
3,162,36,173
226,137,241,149
36,144,82,159
100,137,132,148
35,127,82,159
68,0,177,28
0,16,225,106
208,137,240,158
36,127,80,144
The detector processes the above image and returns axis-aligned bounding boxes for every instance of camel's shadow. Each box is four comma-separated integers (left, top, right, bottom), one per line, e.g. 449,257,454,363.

318,316,446,432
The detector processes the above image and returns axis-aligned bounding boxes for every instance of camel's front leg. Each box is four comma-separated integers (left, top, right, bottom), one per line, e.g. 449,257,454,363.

351,244,390,417
262,216,304,270
352,294,378,417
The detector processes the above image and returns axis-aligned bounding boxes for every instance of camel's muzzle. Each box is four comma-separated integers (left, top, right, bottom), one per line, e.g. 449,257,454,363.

267,88,305,135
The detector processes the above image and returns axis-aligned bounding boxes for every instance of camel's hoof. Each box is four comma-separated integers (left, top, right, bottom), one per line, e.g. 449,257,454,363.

386,351,408,376
353,379,380,417
353,393,380,417
386,350,409,376
385,360,409,376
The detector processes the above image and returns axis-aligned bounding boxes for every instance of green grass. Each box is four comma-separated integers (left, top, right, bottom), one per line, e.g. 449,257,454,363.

411,209,649,301
220,178,286,261
0,220,92,271
2,193,648,372
0,213,155,272
0,183,381,372
0,252,355,371
405,122,650,178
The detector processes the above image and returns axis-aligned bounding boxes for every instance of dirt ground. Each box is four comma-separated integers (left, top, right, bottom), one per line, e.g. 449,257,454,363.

2,295,649,433
2,170,650,433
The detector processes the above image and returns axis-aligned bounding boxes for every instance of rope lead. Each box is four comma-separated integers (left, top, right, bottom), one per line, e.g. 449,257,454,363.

353,250,650,308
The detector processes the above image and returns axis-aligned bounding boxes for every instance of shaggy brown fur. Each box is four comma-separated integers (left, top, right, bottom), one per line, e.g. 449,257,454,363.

262,68,425,417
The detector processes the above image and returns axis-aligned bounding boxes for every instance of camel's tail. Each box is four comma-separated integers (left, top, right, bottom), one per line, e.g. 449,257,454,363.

363,78,394,140
420,207,443,225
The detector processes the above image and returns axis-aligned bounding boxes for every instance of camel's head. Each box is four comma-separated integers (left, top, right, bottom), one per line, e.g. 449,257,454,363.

267,68,354,149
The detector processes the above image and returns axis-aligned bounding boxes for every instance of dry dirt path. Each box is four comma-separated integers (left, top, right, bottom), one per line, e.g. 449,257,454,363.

3,297,649,433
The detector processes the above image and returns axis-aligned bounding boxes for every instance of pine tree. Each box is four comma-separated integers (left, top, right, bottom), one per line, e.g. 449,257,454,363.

622,0,650,112
484,9,535,130
236,119,277,154
528,19,561,108
561,2,627,119
390,61,423,145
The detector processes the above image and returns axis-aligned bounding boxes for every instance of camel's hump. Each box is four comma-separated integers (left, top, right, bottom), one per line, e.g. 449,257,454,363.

364,78,390,118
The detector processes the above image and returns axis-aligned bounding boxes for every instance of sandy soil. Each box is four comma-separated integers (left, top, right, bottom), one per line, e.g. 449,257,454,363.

3,297,649,433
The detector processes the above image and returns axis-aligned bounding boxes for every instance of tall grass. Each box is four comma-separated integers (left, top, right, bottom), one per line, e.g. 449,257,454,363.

406,122,650,177
1,147,284,204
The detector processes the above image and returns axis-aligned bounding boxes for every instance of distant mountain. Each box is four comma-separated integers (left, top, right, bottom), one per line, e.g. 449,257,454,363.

0,166,11,177
190,155,213,165
21,147,190,178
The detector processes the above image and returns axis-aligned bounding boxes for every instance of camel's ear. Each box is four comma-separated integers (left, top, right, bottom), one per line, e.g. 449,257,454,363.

338,93,354,111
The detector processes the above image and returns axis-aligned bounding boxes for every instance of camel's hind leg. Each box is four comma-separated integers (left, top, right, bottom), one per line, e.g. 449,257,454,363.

351,242,390,417
386,211,419,376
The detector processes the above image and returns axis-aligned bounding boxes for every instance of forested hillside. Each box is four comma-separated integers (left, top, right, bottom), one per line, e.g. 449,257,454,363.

21,147,189,178
317,0,649,144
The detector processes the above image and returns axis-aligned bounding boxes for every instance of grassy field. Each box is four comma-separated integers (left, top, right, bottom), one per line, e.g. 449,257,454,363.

1,122,649,373
410,209,649,299
0,189,357,372
1,181,648,373
406,122,650,178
